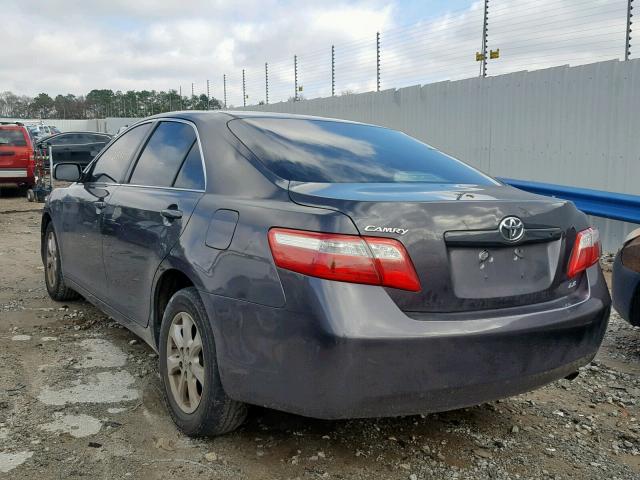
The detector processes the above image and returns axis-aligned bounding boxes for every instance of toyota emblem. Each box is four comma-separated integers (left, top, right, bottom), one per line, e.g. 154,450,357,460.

499,216,525,242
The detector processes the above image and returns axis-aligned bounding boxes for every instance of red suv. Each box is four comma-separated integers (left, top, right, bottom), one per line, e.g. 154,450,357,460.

0,123,36,191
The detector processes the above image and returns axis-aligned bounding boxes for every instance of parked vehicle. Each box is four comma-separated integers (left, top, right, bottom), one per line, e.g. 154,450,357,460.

36,131,112,167
612,229,640,326
42,112,611,436
27,124,52,141
0,122,35,190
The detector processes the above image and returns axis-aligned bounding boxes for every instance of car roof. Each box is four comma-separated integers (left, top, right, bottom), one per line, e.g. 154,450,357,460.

142,110,376,127
37,131,112,141
48,131,111,135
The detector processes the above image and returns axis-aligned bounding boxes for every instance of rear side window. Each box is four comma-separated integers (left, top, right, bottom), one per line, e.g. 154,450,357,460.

173,143,205,190
0,129,27,147
90,123,151,183
88,134,111,143
50,134,75,145
129,121,196,188
228,118,497,185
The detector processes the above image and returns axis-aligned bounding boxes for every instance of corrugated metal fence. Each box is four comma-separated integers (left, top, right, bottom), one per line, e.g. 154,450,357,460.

238,59,640,251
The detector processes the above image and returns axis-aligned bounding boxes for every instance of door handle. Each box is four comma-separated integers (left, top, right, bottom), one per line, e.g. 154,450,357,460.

161,208,183,220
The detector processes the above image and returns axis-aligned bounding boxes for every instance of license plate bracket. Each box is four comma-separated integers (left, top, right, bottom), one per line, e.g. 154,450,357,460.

448,240,561,299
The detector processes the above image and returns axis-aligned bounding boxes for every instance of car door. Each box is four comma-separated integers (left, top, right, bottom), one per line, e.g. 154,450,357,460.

101,120,206,325
58,123,152,296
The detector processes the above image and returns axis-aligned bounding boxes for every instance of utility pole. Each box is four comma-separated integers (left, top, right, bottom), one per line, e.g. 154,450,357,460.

206,79,210,109
242,69,246,107
294,55,298,101
626,0,634,60
179,86,182,110
265,62,269,104
191,83,195,109
331,45,335,96
376,32,380,91
480,0,489,77
223,74,227,108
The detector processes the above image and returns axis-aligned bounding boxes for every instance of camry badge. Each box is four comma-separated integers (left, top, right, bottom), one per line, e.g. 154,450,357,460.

364,225,409,235
499,216,525,242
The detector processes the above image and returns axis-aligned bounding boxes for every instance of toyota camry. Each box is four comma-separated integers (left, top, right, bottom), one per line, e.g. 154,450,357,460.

41,111,611,436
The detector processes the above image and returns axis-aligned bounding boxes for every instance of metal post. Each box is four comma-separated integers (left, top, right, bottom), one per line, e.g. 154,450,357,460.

223,74,227,108
376,33,380,91
265,62,269,104
480,0,489,77
626,0,634,60
294,55,298,101
48,145,53,190
331,45,335,96
206,79,210,109
179,86,182,110
242,69,246,107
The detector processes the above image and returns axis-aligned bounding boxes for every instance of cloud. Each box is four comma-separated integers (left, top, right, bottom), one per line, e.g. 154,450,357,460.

0,0,393,104
0,0,629,106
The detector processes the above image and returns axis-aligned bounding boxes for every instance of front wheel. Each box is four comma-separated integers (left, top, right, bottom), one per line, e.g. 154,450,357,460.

43,223,80,301
159,287,247,436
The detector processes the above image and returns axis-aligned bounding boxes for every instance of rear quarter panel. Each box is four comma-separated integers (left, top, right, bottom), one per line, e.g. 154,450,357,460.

162,192,358,309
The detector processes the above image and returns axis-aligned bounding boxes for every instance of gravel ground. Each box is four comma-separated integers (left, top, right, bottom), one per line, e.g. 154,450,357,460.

0,189,639,480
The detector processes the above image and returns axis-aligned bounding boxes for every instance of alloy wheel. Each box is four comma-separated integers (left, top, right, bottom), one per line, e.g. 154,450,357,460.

166,311,205,413
45,231,58,288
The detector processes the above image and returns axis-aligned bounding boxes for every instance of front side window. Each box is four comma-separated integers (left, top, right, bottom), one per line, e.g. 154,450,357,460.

129,121,197,188
228,118,497,185
90,123,151,183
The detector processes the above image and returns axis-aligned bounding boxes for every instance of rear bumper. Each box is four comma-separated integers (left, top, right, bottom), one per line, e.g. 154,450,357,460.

202,265,610,419
612,252,640,326
0,167,34,186
0,168,28,178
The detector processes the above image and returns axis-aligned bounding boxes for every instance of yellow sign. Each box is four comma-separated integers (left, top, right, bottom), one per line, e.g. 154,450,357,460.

475,52,485,62
490,48,500,59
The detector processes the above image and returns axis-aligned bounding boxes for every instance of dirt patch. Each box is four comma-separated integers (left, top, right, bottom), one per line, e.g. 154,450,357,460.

0,193,639,479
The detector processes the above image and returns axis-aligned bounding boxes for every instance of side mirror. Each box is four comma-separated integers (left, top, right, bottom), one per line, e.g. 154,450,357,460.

54,163,82,182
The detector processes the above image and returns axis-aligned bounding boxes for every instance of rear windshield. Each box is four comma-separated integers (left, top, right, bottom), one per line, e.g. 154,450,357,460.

228,118,496,185
0,129,27,147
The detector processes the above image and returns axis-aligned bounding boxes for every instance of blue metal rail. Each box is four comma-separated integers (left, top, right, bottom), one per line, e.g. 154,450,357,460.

498,178,640,224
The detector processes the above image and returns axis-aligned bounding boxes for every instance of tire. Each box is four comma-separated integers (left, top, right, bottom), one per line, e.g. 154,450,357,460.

43,223,80,301
159,287,247,436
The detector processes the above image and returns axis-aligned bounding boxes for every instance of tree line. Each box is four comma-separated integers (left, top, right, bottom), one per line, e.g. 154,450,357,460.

0,89,223,119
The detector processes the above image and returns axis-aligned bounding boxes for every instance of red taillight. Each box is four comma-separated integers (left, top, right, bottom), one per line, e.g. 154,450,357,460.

567,227,601,278
268,228,421,292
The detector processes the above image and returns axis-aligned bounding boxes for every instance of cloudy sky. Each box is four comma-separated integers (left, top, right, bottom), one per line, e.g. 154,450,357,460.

1,0,629,106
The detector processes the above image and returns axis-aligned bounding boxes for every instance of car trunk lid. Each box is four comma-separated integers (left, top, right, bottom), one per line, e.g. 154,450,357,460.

0,128,31,168
289,182,587,313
